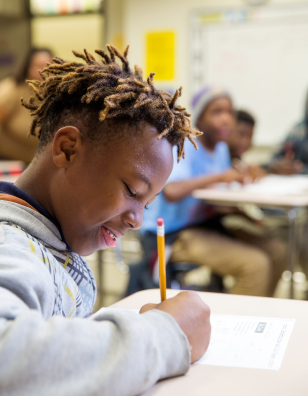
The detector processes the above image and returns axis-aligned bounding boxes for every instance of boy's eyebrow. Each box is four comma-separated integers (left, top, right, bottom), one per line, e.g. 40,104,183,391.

135,173,162,195
137,174,152,190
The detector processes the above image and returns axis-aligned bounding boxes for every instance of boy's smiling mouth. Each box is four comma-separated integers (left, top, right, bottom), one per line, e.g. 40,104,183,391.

99,226,120,248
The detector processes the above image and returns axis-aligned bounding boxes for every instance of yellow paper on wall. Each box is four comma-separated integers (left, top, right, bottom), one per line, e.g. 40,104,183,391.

146,31,175,81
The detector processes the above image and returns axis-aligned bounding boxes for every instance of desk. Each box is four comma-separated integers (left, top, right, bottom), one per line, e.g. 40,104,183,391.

112,289,307,396
193,187,308,298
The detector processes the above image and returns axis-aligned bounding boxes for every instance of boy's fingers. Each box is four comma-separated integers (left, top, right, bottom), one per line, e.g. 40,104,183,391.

139,292,211,363
139,303,158,313
153,291,211,363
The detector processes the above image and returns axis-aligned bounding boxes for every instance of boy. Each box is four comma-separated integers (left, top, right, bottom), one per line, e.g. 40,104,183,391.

227,109,265,179
228,109,255,160
0,46,211,396
140,87,285,297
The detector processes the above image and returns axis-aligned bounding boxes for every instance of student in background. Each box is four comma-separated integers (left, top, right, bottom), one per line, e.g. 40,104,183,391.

0,47,53,164
0,46,211,395
269,92,308,175
228,109,255,160
138,87,286,298
227,109,265,179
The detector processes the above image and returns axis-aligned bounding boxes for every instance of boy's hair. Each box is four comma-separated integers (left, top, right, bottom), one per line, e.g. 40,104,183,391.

236,110,255,127
21,45,201,160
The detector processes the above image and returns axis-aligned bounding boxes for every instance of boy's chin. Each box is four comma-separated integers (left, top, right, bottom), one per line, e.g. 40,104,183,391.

79,249,98,258
69,239,96,257
218,130,231,141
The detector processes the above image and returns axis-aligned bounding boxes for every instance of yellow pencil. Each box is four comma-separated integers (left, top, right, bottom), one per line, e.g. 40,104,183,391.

157,218,166,301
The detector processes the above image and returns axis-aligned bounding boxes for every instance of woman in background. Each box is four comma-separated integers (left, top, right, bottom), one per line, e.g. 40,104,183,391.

0,47,53,164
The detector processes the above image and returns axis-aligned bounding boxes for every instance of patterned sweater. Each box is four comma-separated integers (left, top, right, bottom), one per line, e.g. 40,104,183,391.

1,220,96,318
0,199,190,396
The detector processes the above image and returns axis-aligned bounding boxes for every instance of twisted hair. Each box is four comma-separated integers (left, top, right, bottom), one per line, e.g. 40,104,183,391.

21,45,201,160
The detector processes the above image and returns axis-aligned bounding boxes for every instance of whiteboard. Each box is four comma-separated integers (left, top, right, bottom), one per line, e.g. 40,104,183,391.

190,5,308,146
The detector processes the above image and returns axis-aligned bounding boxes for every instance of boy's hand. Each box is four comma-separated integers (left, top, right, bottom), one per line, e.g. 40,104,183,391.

220,168,246,184
248,165,266,180
139,291,211,363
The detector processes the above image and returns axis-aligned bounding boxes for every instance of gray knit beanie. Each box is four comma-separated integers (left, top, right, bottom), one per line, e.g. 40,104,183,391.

191,86,232,128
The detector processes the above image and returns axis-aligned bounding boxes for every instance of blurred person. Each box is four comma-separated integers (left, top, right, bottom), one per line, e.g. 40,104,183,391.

228,109,255,159
266,94,308,282
228,109,266,180
269,92,308,175
0,47,53,164
130,87,286,298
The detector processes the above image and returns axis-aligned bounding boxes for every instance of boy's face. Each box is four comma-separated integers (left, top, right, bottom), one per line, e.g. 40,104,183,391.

50,122,173,256
196,97,234,147
228,121,254,158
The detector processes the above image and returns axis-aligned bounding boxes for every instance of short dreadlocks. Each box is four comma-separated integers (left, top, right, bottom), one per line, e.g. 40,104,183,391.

21,45,201,160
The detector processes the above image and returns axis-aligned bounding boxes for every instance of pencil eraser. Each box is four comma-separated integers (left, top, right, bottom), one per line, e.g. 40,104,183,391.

157,218,164,226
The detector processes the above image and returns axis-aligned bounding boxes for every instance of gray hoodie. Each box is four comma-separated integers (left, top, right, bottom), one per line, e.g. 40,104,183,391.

0,200,190,396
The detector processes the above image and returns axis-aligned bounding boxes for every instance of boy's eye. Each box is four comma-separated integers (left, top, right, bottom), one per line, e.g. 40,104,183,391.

124,183,136,198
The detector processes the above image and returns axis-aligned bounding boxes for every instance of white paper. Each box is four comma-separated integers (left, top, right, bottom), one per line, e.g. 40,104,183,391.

196,314,295,370
226,175,308,196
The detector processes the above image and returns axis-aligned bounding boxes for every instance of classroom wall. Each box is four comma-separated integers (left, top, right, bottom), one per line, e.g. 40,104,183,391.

104,0,124,51
105,0,306,144
31,13,104,61
0,17,31,80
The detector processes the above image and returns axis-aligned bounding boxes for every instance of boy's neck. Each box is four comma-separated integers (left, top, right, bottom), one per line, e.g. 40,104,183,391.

199,133,217,152
15,155,55,219
228,146,238,160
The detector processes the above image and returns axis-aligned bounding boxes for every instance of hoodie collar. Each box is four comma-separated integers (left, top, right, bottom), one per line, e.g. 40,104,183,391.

0,182,71,250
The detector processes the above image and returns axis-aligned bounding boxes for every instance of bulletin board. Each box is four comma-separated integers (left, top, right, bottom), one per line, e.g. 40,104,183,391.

191,4,308,146
30,0,102,15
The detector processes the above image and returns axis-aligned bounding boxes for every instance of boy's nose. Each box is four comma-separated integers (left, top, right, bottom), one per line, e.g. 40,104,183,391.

122,209,143,230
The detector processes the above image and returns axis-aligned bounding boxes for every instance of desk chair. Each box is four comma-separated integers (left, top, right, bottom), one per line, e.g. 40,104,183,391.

92,231,225,298
151,244,225,292
167,262,224,292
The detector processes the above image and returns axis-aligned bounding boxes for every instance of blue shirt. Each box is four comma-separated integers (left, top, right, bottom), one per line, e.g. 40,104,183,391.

141,141,231,234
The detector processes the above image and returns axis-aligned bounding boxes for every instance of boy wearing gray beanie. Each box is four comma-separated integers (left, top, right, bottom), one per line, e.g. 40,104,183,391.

139,86,286,297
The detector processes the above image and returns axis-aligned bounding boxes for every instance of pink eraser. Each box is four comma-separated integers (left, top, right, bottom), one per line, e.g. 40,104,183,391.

157,218,164,226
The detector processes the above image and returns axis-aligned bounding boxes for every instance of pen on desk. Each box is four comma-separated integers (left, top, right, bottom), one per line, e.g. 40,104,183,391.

157,218,167,302
232,158,249,174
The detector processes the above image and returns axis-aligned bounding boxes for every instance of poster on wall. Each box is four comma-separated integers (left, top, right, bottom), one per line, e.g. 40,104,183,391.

30,0,102,15
146,31,175,82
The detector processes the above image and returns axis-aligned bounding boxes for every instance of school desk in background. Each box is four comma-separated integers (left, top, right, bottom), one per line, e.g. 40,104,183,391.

0,161,25,183
193,175,308,299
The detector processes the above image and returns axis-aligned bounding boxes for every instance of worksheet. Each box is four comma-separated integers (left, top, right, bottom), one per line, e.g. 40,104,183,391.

196,315,295,370
92,309,294,370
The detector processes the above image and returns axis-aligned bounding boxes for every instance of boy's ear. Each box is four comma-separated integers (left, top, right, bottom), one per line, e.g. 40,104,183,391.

52,126,83,168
